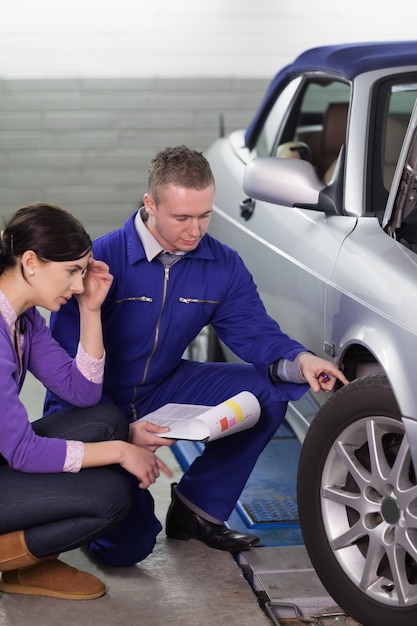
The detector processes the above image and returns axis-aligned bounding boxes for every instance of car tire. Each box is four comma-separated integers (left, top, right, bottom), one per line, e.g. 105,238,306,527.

297,373,417,626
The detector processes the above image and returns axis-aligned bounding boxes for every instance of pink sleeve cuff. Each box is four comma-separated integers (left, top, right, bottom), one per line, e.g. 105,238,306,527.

63,440,85,473
75,343,105,383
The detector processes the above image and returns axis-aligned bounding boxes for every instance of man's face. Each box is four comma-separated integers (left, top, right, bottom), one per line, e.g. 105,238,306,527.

143,183,214,253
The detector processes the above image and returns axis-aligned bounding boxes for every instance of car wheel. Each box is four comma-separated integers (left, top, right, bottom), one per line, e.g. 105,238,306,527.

297,373,417,626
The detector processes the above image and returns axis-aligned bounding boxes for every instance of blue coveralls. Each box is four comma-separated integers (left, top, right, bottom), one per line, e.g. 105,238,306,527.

44,211,309,566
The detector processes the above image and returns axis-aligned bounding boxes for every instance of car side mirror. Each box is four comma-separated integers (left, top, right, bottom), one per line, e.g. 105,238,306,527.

243,151,345,215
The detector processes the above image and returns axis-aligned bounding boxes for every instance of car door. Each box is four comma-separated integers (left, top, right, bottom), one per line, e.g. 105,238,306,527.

325,86,417,417
213,173,358,358
208,75,356,356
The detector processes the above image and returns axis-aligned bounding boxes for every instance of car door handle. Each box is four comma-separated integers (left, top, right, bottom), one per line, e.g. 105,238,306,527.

239,197,255,221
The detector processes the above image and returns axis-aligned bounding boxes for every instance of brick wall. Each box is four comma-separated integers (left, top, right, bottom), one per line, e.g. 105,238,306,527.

0,77,268,238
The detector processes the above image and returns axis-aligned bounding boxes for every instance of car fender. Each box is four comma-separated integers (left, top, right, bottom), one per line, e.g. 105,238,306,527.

335,320,417,423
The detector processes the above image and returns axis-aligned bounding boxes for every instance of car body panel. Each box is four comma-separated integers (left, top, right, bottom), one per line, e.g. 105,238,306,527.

210,199,357,358
327,217,417,413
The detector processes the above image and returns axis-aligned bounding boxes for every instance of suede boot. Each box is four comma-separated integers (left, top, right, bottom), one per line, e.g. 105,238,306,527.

0,559,106,600
0,530,105,600
0,530,42,571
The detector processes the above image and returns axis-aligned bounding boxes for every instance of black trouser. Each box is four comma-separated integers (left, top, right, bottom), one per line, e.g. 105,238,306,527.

0,403,132,558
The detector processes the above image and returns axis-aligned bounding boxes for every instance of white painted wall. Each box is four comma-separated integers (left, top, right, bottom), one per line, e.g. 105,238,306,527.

0,0,415,79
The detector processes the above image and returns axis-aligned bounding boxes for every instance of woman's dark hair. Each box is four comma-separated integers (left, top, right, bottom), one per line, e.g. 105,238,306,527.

0,203,92,275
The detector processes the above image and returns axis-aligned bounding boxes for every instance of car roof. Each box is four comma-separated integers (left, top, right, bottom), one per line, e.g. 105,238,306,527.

245,41,417,150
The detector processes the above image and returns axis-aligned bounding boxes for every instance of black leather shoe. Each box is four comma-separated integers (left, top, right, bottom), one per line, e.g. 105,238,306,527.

165,483,260,552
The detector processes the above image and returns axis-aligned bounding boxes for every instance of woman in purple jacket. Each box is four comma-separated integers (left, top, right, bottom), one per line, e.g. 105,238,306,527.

0,203,172,600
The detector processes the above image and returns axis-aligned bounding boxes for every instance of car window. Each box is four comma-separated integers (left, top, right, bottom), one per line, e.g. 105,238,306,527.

292,80,350,181
255,76,302,157
369,75,417,218
255,75,351,183
384,96,417,251
384,85,417,187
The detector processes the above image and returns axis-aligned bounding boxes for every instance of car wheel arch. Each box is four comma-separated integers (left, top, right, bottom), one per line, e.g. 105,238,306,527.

339,343,382,382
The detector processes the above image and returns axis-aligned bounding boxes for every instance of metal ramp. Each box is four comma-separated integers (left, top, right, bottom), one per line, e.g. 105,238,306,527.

172,396,361,625
237,546,357,626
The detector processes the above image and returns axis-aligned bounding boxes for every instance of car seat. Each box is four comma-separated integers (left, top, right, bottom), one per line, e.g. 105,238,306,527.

319,102,349,183
276,141,311,161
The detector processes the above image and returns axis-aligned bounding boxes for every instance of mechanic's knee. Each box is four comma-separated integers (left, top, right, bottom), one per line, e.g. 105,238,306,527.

89,527,160,567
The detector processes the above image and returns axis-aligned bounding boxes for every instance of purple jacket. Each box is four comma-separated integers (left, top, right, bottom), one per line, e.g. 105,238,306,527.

0,307,101,472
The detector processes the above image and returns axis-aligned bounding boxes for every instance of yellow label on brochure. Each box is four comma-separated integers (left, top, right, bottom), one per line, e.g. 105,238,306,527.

224,399,245,422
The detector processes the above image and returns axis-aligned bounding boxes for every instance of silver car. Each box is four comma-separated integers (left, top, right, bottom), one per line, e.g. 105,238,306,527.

203,42,417,626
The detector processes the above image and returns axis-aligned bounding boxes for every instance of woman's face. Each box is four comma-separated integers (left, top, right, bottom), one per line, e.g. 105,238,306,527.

29,252,90,311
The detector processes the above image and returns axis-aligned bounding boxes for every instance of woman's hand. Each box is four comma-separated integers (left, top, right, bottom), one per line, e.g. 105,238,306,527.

120,443,174,489
83,440,173,489
77,256,113,312
129,420,176,452
298,353,349,393
77,256,113,359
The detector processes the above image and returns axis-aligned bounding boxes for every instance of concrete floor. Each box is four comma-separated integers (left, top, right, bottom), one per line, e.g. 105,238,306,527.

0,373,272,626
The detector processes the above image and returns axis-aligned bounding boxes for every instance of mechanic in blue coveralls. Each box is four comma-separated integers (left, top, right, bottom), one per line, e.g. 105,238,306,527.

44,145,348,567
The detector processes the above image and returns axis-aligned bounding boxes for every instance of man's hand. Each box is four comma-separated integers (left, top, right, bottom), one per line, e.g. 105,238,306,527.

298,353,349,393
129,420,176,452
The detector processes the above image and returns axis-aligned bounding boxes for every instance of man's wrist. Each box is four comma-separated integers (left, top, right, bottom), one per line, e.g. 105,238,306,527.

269,353,309,384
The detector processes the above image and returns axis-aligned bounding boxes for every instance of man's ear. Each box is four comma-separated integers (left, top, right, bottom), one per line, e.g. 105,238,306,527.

143,193,156,215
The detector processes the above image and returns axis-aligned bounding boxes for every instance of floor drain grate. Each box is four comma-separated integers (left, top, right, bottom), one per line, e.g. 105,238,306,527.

241,498,299,524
